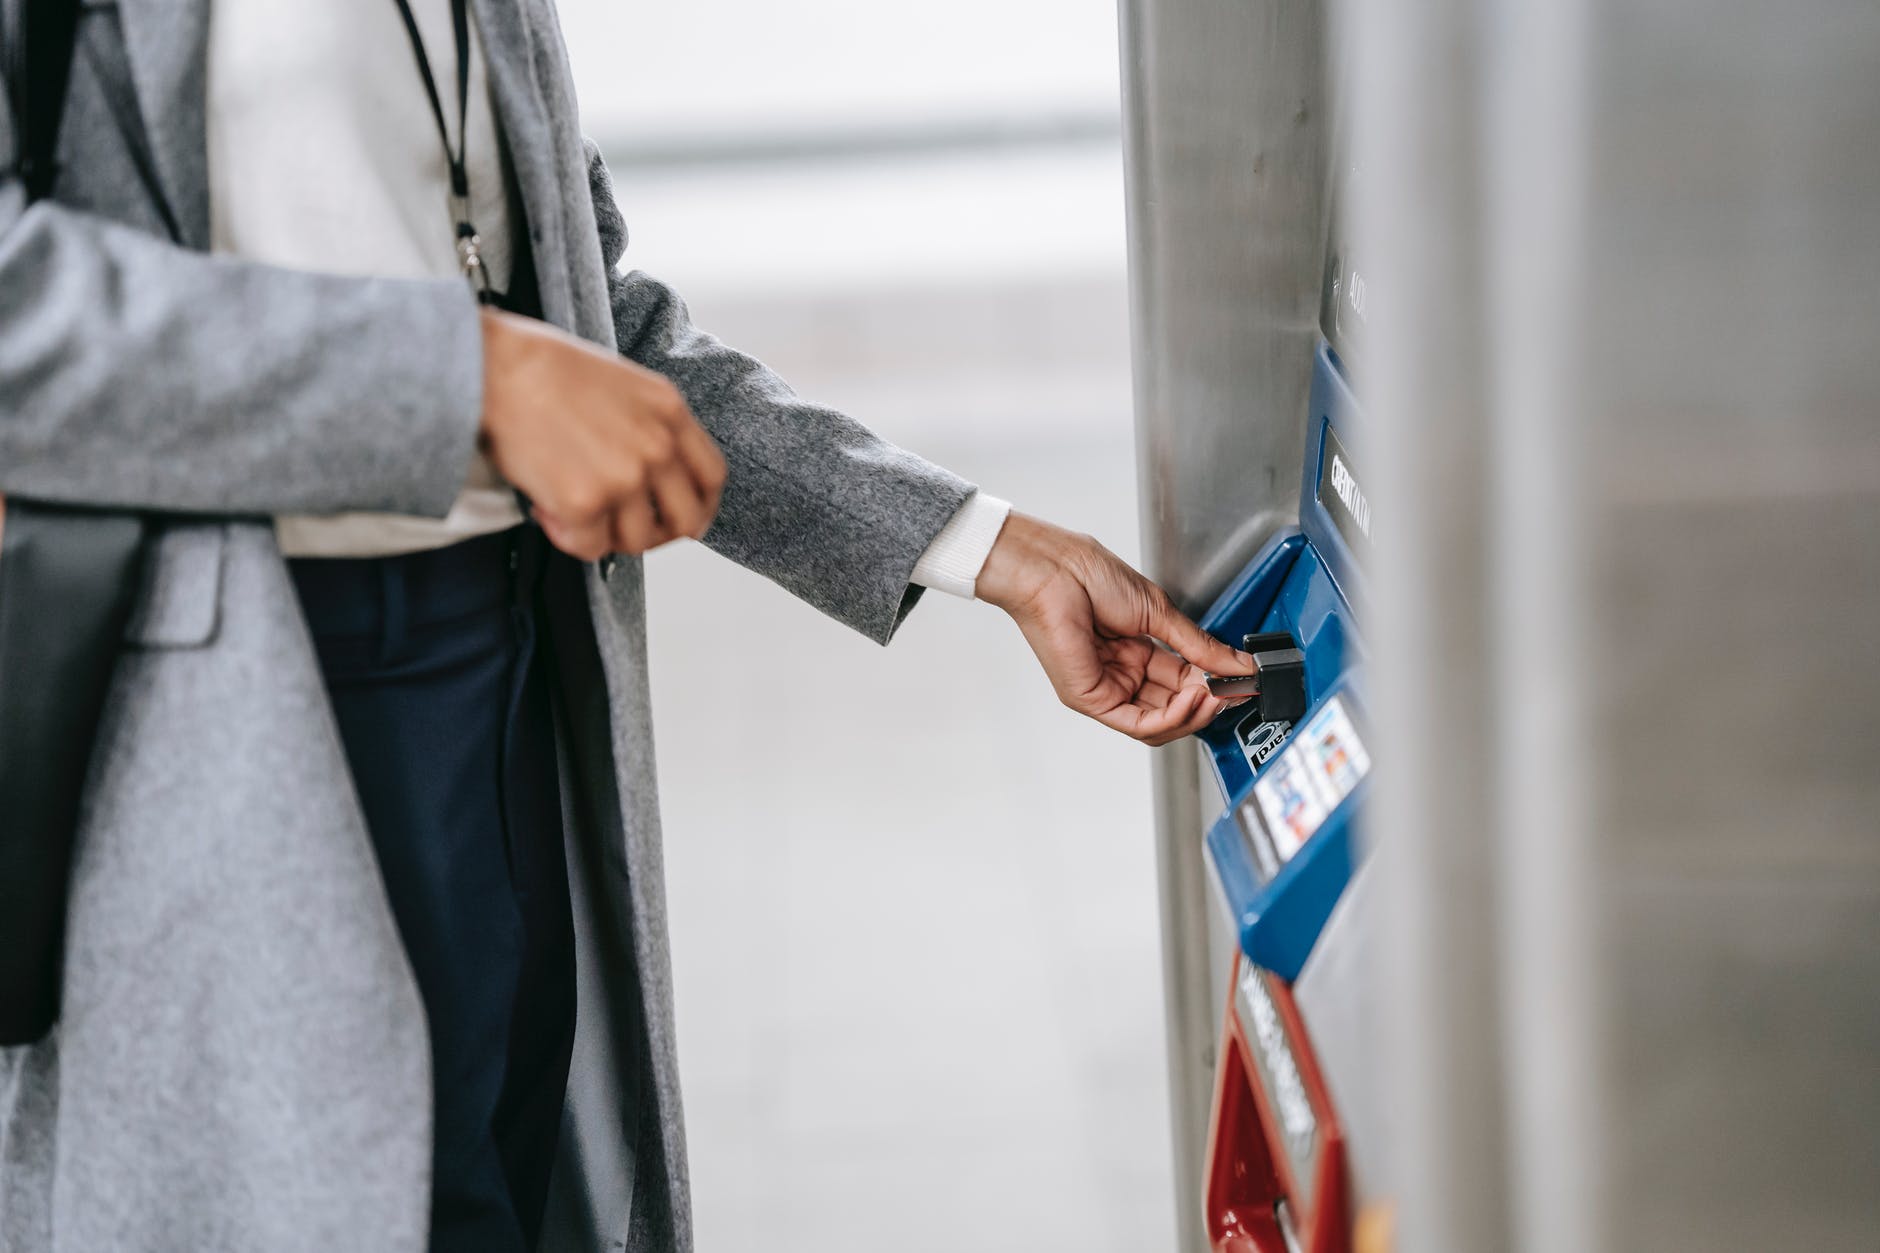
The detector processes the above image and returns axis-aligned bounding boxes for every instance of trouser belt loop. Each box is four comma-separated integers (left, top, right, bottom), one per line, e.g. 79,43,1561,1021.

378,559,409,668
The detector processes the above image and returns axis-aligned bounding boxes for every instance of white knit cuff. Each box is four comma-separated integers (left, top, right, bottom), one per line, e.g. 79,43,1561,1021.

910,493,1012,599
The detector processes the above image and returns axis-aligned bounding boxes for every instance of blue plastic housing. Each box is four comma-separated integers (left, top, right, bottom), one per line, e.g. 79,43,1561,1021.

1193,339,1372,979
1297,340,1367,613
1194,536,1355,803
1203,683,1372,982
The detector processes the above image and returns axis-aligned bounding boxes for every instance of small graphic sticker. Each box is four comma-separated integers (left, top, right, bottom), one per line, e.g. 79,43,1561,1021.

1239,716,1293,768
1302,697,1370,802
1253,752,1328,861
1250,695,1370,863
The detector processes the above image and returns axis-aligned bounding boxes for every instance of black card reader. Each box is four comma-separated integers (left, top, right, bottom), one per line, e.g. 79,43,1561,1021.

1207,631,1309,724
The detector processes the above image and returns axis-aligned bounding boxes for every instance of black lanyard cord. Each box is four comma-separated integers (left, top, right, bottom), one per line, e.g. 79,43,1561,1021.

389,0,493,298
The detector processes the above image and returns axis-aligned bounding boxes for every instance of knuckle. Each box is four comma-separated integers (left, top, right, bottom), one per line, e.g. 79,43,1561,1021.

562,485,605,519
655,378,689,415
642,426,677,463
660,508,698,540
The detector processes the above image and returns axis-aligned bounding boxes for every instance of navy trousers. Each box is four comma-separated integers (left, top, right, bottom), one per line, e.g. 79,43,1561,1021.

290,525,576,1253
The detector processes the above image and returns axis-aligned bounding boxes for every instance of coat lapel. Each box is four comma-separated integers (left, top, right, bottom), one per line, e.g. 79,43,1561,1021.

112,0,211,249
470,0,579,333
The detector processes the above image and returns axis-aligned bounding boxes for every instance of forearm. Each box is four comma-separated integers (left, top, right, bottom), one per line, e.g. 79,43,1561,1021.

0,198,483,518
615,269,972,632
587,141,972,639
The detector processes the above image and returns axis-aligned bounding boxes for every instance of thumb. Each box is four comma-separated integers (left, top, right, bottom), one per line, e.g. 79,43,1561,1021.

1147,595,1255,676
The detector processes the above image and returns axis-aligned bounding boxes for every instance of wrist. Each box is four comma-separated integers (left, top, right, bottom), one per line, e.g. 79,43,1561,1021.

477,308,510,451
976,511,1069,613
477,307,538,452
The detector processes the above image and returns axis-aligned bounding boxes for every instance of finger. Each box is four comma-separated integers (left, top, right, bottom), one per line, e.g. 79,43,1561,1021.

1158,688,1239,744
1196,693,1245,725
1147,598,1254,676
674,424,727,526
1143,646,1206,693
534,505,611,563
1135,679,1181,708
1144,685,1217,745
1180,665,1252,717
612,493,672,555
1098,682,1208,745
1153,682,1239,737
1107,635,1156,670
648,463,711,540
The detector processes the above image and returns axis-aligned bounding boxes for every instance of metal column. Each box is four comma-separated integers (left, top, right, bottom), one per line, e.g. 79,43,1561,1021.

1115,2,1329,1247
1351,0,1880,1249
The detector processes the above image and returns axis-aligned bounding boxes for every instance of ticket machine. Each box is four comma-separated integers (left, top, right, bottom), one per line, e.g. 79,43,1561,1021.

1195,300,1373,983
1195,170,1382,1253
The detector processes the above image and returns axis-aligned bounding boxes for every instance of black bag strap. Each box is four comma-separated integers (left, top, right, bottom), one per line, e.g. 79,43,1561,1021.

5,0,180,240
6,0,83,202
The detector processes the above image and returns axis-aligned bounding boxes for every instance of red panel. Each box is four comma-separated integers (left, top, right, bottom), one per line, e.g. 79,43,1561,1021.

1202,959,1353,1253
1203,968,1286,1252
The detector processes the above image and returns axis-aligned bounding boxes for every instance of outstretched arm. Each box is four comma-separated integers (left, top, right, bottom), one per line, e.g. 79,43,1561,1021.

586,144,972,644
584,144,1249,743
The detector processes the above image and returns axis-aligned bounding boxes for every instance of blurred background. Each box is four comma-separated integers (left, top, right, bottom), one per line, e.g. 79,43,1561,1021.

557,3,1174,1249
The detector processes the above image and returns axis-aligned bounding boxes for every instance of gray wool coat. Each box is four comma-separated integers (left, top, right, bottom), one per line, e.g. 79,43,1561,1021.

0,2,975,1250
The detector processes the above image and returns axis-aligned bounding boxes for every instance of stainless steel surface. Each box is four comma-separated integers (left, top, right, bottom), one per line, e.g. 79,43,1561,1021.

1352,0,1880,1249
1119,0,1330,613
1292,863,1387,1207
1345,0,1539,1243
1143,746,1221,1253
1116,2,1330,1245
1579,2,1880,1230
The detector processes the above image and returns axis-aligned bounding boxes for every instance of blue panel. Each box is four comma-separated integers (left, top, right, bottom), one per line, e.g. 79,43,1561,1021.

1204,683,1374,981
1197,530,1308,648
1297,341,1368,615
1191,337,1373,978
1197,542,1357,803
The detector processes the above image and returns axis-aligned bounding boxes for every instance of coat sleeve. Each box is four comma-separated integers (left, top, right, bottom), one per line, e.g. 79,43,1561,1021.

584,142,976,645
0,67,484,520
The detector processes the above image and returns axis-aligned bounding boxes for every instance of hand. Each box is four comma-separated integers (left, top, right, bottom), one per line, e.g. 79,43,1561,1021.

478,308,727,561
976,512,1258,746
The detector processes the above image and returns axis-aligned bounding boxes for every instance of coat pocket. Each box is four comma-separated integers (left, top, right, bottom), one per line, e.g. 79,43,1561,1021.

123,525,224,648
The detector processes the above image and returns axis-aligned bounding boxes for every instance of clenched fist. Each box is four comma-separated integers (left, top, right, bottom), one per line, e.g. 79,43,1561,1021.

478,308,726,561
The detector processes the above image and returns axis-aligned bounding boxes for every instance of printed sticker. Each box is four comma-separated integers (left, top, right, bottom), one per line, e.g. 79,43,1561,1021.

1302,697,1371,803
1253,752,1329,861
1250,694,1370,863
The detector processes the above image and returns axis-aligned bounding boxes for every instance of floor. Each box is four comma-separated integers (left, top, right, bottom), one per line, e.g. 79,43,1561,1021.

638,246,1180,1248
